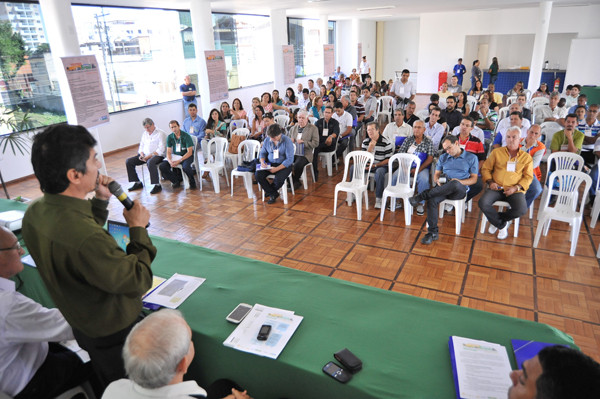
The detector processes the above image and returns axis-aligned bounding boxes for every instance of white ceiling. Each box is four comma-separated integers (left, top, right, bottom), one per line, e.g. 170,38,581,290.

76,0,600,20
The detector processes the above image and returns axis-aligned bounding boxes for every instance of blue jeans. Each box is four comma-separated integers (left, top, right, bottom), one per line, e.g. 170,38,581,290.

372,166,388,199
590,163,599,196
391,168,430,204
525,178,543,208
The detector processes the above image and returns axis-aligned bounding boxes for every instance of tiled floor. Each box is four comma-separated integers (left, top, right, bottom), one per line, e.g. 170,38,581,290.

7,140,600,362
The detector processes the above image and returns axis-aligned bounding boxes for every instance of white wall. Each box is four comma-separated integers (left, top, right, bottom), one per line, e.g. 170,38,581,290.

359,20,377,75
564,38,600,87
380,18,419,81
416,4,600,93
336,20,354,74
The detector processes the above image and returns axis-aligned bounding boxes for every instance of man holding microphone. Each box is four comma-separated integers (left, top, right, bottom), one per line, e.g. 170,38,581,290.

22,124,156,391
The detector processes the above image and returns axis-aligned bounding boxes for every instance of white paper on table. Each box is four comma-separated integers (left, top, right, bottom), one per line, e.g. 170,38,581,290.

223,304,303,359
60,339,91,363
142,273,205,309
21,254,36,268
451,336,513,399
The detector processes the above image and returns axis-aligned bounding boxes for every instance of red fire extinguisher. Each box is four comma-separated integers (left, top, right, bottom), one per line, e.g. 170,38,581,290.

554,78,560,92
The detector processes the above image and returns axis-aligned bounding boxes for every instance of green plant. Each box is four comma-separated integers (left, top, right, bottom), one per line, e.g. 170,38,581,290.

0,108,36,155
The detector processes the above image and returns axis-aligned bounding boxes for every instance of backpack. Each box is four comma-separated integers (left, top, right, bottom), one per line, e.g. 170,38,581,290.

229,134,245,154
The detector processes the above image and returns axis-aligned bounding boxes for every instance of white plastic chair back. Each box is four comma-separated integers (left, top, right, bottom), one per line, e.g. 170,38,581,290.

506,96,518,106
415,110,429,121
229,119,248,133
546,152,584,180
274,115,290,129
530,97,549,107
207,137,228,166
273,109,288,117
376,96,394,121
498,106,510,121
308,116,318,125
387,153,420,190
466,95,477,112
237,139,261,165
231,127,250,138
344,151,374,184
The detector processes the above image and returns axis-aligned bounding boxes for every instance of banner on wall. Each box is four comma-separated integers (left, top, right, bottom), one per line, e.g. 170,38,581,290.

205,50,229,103
323,44,335,78
61,55,109,129
357,43,362,69
283,45,295,85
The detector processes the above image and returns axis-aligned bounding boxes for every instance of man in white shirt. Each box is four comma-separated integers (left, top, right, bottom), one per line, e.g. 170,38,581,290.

359,56,370,83
493,111,529,149
536,92,567,126
333,101,354,159
382,108,413,146
496,103,531,137
390,69,416,108
298,88,311,111
103,309,251,399
0,226,91,399
125,118,167,195
425,107,445,149
565,84,581,109
361,87,377,124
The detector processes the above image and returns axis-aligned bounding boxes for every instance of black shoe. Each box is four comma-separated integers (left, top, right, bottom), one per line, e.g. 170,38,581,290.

172,181,181,189
128,182,143,191
189,179,197,189
150,184,162,194
293,180,302,190
267,195,278,204
314,172,319,182
408,195,420,208
421,232,439,245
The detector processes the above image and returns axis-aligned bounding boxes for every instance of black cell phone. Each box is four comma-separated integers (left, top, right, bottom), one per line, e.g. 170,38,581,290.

257,324,271,341
322,361,352,383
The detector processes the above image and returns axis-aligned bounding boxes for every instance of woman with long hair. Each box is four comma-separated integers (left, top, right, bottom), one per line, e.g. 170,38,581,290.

532,82,551,99
284,87,297,106
469,79,483,99
488,57,499,84
205,108,227,139
231,98,247,121
261,92,273,113
220,101,232,125
310,97,325,119
456,91,471,117
251,105,265,140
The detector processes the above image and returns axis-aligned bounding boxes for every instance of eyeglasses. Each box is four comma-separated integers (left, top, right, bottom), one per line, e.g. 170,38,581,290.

0,241,22,252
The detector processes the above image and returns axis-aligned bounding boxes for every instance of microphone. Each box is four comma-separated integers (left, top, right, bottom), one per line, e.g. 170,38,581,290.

108,181,134,210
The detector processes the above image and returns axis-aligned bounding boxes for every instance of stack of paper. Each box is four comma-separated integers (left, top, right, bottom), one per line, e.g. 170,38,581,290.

449,336,513,399
142,273,205,309
223,304,303,359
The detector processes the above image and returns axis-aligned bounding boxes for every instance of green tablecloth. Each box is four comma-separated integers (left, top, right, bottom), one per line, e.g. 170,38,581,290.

5,199,575,398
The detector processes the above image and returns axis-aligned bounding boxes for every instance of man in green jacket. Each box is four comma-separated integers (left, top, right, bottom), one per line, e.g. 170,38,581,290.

22,124,156,391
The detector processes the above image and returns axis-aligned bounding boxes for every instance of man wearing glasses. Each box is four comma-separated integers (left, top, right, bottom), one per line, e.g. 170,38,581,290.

409,135,480,245
0,226,92,398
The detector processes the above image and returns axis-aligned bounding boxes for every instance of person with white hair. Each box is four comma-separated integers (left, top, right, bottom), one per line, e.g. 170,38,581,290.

103,309,252,399
287,109,320,190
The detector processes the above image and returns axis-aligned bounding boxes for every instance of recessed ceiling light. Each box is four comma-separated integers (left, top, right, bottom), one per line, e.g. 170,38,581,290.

357,6,396,11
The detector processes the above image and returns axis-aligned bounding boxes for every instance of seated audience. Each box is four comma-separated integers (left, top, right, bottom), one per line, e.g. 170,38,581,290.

284,87,298,106
579,104,600,165
496,103,531,136
333,101,354,158
517,93,532,122
520,124,546,209
532,82,550,99
103,309,252,399
493,111,529,149
350,89,365,128
261,92,274,113
220,102,232,125
382,108,413,145
487,83,503,106
404,101,420,126
481,90,500,112
424,107,444,149
535,92,567,126
159,120,196,189
550,113,584,156
456,91,471,117
250,105,265,141
507,345,600,399
126,118,166,194
288,110,319,190
256,124,294,204
271,89,288,112
361,87,377,124
261,113,274,141
182,103,206,145
298,88,311,111
480,127,533,240
341,95,358,128
310,97,325,120
0,226,92,399
565,84,581,108
568,93,588,114
469,79,483,99
205,108,227,140
506,80,525,97
313,106,340,181
575,105,587,125
448,75,462,94
438,82,451,99
441,96,462,131
231,98,247,122
247,97,260,127
454,116,486,167
409,135,480,245
476,96,498,132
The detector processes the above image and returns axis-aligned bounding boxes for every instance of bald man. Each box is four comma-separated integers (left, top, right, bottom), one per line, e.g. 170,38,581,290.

0,226,91,399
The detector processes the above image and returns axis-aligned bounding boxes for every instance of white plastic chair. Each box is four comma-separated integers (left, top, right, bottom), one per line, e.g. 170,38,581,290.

273,109,288,117
333,151,374,221
438,197,467,235
299,162,315,189
199,137,229,193
540,122,562,163
308,116,318,125
530,97,549,107
380,153,420,225
506,96,518,106
533,170,592,256
274,115,290,129
376,96,394,125
480,201,520,237
498,106,510,121
415,109,429,121
162,135,197,190
538,152,584,220
225,128,250,170
260,173,290,204
466,95,477,113
318,134,340,177
230,139,260,198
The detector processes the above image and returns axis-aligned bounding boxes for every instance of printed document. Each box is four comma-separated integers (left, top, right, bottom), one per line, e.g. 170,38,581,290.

142,273,205,309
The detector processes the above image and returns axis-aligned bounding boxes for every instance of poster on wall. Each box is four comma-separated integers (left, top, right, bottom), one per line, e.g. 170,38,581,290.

283,45,295,85
61,55,109,129
323,44,335,78
357,43,362,69
205,50,229,103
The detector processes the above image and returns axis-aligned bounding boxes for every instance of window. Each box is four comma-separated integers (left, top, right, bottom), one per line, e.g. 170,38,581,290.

0,1,67,134
287,18,336,78
213,13,274,90
71,5,194,113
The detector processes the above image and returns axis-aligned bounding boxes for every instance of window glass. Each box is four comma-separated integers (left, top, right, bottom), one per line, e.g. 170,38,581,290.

0,1,67,134
288,18,335,78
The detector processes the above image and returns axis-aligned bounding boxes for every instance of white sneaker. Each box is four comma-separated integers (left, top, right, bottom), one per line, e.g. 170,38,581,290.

445,204,453,213
488,224,498,234
416,204,425,215
375,198,382,209
390,201,403,211
497,221,512,240
347,193,354,206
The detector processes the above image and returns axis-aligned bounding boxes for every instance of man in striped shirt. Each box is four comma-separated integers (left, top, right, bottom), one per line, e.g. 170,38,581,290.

347,122,394,209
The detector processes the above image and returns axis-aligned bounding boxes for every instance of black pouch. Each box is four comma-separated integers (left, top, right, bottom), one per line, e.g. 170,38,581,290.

334,348,362,373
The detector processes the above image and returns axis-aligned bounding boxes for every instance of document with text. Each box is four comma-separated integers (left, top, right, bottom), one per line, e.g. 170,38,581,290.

142,273,205,309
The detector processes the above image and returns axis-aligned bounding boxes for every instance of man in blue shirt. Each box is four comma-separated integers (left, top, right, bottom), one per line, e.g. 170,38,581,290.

256,124,295,204
182,103,206,150
453,58,467,86
180,75,197,118
409,135,481,244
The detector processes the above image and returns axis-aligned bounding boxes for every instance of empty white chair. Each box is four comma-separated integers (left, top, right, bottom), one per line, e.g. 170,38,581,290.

538,152,584,219
308,116,318,125
530,97,549,107
318,134,340,177
229,119,248,135
230,139,260,198
333,151,374,221
225,128,250,170
534,170,592,256
480,201,520,237
415,109,429,121
466,95,477,113
274,115,290,129
438,197,467,235
199,137,229,193
506,96,518,106
273,109,288,117
380,153,421,225
590,177,600,228
376,96,394,125
498,106,510,121
540,122,562,163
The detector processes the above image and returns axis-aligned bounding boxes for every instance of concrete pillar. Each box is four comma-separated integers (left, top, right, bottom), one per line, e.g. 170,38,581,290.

190,0,215,118
270,9,287,90
528,1,553,92
351,18,361,70
38,0,81,124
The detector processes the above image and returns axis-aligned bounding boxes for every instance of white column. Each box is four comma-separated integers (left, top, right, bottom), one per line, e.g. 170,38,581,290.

38,0,81,124
319,15,329,77
352,18,361,70
190,0,215,118
270,9,287,90
528,1,553,93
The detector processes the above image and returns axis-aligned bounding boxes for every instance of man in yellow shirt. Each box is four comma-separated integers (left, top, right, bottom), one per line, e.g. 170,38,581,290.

479,127,533,239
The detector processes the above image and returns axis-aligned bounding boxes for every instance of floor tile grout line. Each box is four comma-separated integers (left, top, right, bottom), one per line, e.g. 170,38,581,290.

531,219,539,323
536,311,600,327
